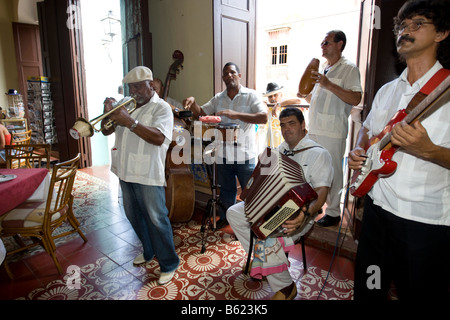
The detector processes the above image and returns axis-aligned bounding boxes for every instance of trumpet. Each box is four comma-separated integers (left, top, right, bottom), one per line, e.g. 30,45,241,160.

70,96,136,140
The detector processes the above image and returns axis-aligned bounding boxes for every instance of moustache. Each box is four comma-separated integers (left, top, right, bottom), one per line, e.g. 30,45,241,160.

397,35,415,46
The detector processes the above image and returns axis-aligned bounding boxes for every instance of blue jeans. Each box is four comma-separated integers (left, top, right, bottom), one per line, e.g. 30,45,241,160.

119,180,179,273
217,158,255,220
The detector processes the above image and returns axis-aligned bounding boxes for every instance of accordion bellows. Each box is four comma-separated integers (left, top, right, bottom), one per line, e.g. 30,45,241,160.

240,148,318,239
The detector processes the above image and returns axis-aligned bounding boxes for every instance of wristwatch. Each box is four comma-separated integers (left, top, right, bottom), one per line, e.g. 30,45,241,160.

130,119,139,132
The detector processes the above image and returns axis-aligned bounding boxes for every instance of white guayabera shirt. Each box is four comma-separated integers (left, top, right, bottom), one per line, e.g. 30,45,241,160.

364,61,450,226
111,94,173,187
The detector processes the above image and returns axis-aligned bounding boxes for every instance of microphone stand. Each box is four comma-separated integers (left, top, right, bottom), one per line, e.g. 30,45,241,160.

200,142,220,253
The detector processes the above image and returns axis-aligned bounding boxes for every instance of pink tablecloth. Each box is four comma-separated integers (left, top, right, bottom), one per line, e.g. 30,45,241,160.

0,168,49,216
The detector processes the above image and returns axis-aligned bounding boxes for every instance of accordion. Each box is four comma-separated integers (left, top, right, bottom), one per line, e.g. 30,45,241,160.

240,148,318,239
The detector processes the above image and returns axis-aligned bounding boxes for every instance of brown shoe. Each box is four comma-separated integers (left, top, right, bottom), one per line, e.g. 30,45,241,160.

271,282,297,300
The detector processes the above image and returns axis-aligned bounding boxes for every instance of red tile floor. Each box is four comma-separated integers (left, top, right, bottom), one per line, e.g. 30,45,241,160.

0,165,355,300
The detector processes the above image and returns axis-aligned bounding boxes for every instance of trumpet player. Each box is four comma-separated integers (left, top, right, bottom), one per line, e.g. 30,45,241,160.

102,66,179,285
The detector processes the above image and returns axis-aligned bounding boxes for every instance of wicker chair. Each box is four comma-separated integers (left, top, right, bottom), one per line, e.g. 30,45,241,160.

0,153,87,277
5,143,51,170
10,130,32,145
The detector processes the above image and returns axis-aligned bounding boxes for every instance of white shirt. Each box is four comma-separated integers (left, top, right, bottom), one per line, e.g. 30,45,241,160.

278,135,333,189
110,93,173,186
309,56,362,139
277,136,333,238
363,61,450,226
201,86,267,162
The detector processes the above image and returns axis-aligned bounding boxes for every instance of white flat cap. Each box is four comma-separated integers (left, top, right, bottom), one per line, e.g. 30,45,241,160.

123,66,153,84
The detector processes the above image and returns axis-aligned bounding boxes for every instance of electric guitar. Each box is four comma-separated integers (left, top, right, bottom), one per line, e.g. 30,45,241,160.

350,70,450,198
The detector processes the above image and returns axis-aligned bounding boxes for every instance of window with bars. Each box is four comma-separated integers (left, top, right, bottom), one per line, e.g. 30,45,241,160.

269,44,288,65
271,47,278,65
279,45,287,64
268,28,289,66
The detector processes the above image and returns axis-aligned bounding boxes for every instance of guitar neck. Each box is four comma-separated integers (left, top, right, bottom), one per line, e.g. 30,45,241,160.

379,76,450,151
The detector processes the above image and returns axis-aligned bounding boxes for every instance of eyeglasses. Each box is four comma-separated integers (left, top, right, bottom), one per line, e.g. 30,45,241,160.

394,20,434,34
320,39,340,47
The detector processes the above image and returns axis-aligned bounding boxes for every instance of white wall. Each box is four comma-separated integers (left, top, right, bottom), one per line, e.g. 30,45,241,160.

16,0,40,25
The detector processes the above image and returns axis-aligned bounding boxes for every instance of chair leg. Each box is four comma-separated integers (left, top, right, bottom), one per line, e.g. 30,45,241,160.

42,237,63,275
67,201,88,243
243,231,255,275
13,235,26,247
67,212,88,243
301,237,307,271
50,253,63,275
3,260,14,279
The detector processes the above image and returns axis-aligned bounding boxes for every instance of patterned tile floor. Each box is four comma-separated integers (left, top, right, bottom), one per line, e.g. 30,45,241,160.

0,166,355,301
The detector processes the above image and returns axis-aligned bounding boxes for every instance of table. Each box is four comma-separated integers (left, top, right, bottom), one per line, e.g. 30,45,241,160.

1,168,50,266
0,168,50,216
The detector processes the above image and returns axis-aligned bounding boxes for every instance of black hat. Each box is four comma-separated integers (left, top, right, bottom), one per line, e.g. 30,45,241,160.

263,82,283,97
5,89,19,95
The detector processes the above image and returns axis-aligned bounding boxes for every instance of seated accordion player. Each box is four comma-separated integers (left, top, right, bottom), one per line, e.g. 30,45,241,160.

240,147,318,239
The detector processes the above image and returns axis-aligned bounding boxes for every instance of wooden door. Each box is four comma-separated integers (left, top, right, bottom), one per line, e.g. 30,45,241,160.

12,23,43,117
37,0,91,167
213,0,256,92
344,0,407,240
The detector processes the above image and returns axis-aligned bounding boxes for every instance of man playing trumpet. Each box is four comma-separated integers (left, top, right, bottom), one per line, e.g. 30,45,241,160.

102,66,180,285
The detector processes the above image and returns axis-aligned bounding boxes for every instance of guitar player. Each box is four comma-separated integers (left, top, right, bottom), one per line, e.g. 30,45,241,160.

348,0,450,300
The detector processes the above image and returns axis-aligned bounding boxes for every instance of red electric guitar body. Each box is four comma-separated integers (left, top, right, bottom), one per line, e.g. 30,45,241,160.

349,110,406,197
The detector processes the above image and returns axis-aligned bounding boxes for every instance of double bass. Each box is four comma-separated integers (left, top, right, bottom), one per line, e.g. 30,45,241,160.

163,50,195,222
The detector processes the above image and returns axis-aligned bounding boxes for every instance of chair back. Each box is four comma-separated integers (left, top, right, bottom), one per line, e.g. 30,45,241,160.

11,130,32,145
5,143,51,169
44,153,80,228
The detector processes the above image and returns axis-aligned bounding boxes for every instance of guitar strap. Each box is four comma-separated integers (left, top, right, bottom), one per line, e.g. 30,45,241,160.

282,146,322,157
406,68,450,113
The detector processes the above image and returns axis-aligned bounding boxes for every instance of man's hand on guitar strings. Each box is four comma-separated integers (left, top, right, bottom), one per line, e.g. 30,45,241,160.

391,120,434,158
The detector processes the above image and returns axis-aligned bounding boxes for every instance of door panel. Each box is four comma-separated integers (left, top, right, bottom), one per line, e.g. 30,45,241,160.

37,0,91,167
221,17,248,79
345,0,407,241
213,0,256,92
12,23,43,115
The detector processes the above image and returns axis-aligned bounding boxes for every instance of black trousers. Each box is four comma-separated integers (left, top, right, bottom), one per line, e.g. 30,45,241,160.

354,196,450,300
